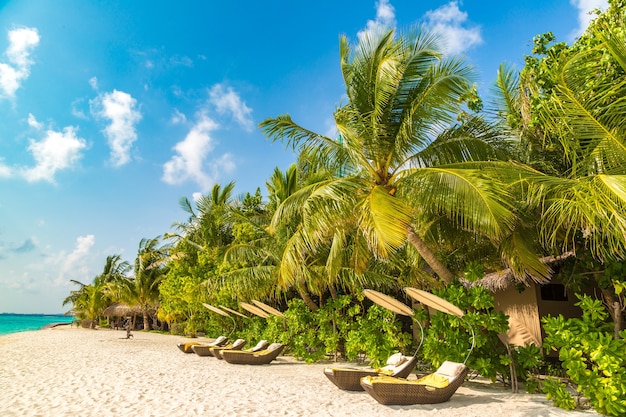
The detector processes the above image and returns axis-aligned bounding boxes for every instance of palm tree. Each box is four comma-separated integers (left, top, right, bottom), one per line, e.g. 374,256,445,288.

113,237,168,330
62,254,131,328
62,280,107,328
261,28,521,285
97,254,131,286
492,9,626,326
169,182,236,250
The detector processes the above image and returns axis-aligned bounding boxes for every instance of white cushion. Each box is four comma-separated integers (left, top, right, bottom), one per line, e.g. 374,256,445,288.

252,340,268,350
386,352,406,367
436,361,466,378
212,336,227,344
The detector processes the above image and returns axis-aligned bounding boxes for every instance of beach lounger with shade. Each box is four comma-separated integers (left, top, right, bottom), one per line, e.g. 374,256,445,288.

210,338,247,359
221,342,284,365
189,336,229,356
322,289,424,391
360,361,469,405
324,353,417,391
360,288,475,405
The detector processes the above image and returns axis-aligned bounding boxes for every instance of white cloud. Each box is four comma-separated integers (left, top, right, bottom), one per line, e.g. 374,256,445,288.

162,113,235,192
89,76,98,90
424,1,482,55
0,158,12,178
55,234,95,285
171,108,187,125
209,84,253,132
27,113,42,129
71,98,88,119
0,27,39,98
91,90,142,167
570,0,609,38
170,55,193,67
358,0,396,42
22,126,87,183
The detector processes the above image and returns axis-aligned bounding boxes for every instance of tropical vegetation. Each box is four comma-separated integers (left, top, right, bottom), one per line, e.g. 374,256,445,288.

63,3,626,415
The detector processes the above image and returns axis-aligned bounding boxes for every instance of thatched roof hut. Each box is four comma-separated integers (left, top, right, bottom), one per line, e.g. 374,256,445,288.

461,251,575,291
102,303,142,317
460,251,581,348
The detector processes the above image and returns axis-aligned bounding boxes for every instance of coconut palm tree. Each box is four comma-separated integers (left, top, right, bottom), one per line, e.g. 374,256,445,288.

261,28,523,285
113,237,168,330
62,280,108,328
169,182,236,250
491,8,626,327
62,254,131,328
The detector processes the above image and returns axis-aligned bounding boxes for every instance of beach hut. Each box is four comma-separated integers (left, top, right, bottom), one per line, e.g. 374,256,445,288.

464,252,595,348
102,303,142,330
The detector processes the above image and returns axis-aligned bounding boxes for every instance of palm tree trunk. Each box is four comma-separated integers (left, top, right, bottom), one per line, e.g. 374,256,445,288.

142,310,150,331
328,284,337,300
406,225,454,284
298,287,319,312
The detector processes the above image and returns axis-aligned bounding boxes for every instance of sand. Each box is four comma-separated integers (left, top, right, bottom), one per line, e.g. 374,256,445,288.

0,326,599,417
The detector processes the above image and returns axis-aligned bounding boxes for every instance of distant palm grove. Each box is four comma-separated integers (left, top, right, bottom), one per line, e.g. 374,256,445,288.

64,3,626,415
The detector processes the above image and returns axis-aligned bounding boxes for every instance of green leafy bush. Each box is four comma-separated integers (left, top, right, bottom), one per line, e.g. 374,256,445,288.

512,343,544,393
344,304,413,367
276,296,412,364
542,294,626,416
421,285,512,381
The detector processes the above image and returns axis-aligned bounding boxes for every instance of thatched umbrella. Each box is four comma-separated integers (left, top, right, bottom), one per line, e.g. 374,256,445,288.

363,289,424,356
240,302,271,318
251,300,285,318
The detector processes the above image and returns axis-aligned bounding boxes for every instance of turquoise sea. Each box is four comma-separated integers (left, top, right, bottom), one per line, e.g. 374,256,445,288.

0,313,74,336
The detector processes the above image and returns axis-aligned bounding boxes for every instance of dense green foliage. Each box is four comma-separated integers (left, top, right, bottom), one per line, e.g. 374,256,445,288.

542,294,626,416
421,286,509,377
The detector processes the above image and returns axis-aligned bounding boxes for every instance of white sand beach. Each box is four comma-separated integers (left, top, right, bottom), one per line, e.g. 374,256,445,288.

0,326,599,417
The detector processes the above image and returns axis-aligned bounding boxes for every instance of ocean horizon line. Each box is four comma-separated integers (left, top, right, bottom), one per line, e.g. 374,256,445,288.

0,312,71,316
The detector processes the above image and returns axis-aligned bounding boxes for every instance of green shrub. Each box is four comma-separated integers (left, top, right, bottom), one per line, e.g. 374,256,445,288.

421,285,513,382
169,322,185,335
277,296,412,365
344,304,413,367
542,294,626,416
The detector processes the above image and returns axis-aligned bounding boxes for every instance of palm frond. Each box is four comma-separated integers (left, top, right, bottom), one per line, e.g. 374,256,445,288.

498,227,550,283
356,186,413,258
402,167,516,240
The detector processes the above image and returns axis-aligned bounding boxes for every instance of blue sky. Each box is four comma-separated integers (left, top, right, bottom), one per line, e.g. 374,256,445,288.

0,0,608,314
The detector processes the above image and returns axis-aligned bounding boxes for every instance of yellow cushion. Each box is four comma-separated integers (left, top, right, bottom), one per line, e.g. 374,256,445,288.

361,373,449,389
415,373,449,388
375,368,394,376
361,376,403,385
184,342,199,350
